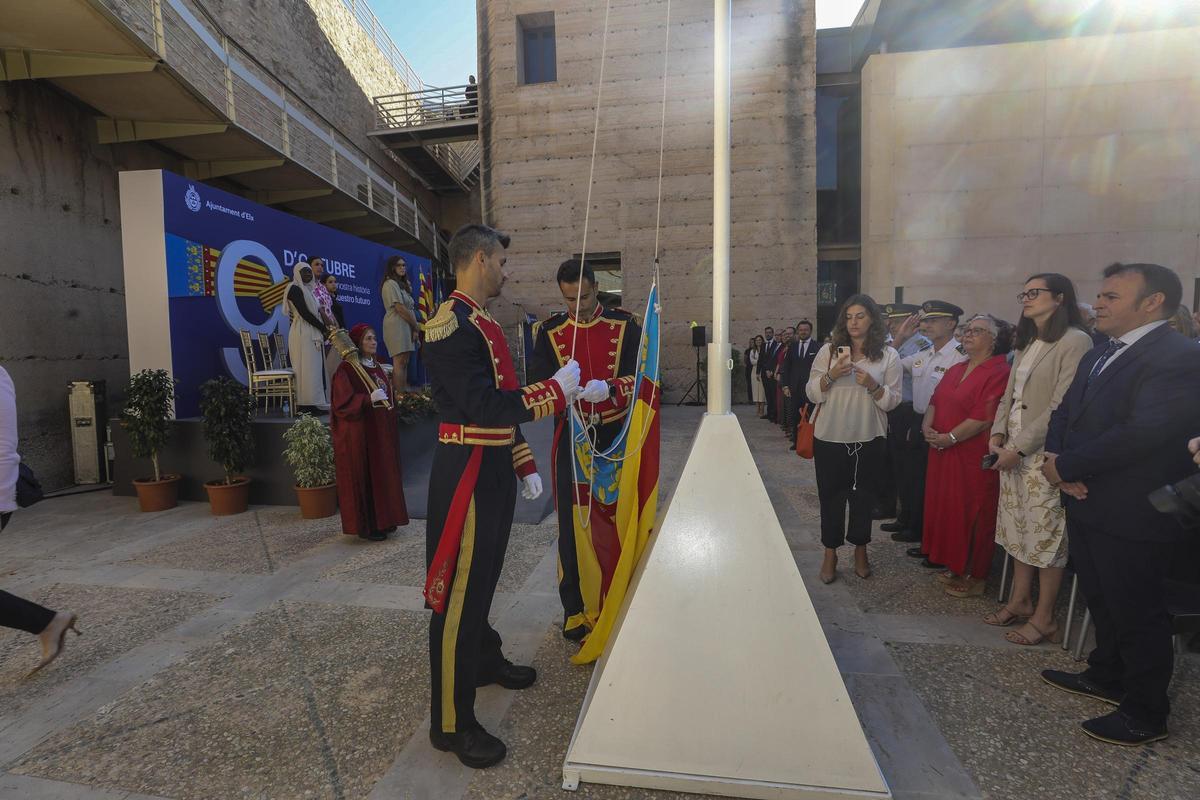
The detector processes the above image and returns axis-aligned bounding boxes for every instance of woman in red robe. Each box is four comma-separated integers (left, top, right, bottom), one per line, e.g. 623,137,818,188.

921,315,1011,597
331,323,409,541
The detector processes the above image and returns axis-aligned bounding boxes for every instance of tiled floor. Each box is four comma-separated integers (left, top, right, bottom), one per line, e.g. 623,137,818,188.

0,406,1194,800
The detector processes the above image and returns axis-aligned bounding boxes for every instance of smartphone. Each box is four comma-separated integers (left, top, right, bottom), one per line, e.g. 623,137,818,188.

981,453,999,469
836,346,850,360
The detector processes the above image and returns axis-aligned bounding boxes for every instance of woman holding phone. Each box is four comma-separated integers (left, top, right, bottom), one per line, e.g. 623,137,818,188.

806,295,902,584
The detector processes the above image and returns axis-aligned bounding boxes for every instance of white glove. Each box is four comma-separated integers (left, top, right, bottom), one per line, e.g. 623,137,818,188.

520,473,543,500
553,360,581,398
369,387,388,404
579,379,609,404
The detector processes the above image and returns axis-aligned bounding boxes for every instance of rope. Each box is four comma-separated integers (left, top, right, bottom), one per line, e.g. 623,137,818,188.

568,0,672,529
568,0,614,361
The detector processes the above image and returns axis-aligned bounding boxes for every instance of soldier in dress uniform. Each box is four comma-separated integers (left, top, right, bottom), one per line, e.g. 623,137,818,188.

888,300,966,556
529,259,641,642
878,304,931,533
422,224,581,768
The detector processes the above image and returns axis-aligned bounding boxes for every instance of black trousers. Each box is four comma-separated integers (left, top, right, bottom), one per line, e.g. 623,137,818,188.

813,437,886,548
886,404,920,524
1,513,56,635
893,407,928,535
763,376,778,421
427,446,515,734
1069,518,1175,727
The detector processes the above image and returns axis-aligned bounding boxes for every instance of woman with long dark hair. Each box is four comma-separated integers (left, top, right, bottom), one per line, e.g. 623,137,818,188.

985,274,1092,644
380,255,419,394
806,295,901,584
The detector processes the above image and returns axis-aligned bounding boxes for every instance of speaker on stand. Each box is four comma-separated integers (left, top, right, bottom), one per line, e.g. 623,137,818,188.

677,325,708,406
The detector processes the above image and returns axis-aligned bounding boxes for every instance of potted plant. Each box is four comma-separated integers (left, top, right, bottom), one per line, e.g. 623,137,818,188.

122,369,180,512
198,377,256,515
282,413,337,519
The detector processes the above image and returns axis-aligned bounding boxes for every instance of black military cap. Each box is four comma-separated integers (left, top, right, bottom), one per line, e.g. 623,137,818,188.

883,303,922,319
921,300,964,320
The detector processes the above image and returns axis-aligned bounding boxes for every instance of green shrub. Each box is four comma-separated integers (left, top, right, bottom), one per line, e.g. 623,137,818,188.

282,413,335,488
122,369,177,482
198,377,256,485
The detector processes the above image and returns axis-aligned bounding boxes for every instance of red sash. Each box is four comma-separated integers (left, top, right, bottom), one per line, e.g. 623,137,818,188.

423,445,484,613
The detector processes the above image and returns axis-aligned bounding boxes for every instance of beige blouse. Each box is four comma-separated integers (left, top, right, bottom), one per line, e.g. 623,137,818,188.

806,343,902,443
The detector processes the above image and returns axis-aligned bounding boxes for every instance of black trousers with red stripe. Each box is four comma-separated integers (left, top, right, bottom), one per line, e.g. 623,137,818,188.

426,444,516,734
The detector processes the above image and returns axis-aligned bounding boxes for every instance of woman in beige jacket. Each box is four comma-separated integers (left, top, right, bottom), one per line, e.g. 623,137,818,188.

985,274,1094,645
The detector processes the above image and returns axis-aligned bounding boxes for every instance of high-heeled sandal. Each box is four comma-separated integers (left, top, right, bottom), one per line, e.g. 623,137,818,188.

983,605,1026,627
934,569,958,586
27,613,81,678
943,578,985,598
1005,620,1062,646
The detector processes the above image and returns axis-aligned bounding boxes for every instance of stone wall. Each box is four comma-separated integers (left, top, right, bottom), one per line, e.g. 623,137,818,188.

861,27,1200,320
200,0,460,219
479,0,817,397
0,81,178,489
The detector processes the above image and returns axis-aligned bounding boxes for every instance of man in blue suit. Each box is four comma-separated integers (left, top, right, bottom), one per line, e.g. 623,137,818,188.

1040,262,1200,746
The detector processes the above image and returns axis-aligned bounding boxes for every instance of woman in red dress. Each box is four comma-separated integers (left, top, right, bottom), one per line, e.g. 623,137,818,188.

921,315,1011,597
331,323,409,541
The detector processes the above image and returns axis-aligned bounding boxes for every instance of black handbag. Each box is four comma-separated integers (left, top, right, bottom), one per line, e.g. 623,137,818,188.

16,462,43,508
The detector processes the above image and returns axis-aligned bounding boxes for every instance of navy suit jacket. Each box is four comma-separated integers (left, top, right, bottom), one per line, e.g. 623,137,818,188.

757,339,780,377
781,338,819,395
1046,323,1200,542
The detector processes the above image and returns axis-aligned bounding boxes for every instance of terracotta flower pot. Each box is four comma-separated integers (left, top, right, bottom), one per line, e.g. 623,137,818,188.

295,483,337,519
204,476,251,516
132,474,181,513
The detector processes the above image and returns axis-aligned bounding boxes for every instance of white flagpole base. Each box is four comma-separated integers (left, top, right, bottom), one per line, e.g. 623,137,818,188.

562,413,891,800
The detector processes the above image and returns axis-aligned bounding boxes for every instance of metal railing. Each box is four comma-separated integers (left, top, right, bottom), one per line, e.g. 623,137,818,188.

375,84,479,129
338,0,425,97
94,0,446,258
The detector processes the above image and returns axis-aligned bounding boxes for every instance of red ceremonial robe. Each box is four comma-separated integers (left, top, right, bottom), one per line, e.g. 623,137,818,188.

921,355,1010,578
330,359,409,536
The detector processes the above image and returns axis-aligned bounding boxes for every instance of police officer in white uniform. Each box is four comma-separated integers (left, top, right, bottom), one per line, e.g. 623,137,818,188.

888,300,966,559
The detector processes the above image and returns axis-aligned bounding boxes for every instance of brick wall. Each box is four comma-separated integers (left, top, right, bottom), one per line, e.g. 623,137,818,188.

480,0,817,397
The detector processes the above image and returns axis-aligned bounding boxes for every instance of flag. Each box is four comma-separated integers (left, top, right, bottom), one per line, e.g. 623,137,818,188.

417,266,435,323
571,283,661,665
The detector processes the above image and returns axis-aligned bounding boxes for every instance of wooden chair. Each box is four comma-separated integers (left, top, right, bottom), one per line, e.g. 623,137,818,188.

273,331,291,368
239,330,296,416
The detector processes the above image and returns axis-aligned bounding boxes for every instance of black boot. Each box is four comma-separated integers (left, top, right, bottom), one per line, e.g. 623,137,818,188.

429,725,507,768
476,661,537,690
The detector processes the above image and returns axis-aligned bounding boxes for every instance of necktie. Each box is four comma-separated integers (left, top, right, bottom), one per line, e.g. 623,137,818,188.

1086,339,1126,386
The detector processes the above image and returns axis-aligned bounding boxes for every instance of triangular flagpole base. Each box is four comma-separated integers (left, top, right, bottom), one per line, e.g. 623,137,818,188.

562,413,891,800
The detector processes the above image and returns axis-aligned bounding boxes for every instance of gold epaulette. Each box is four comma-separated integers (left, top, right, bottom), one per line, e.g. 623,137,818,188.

423,301,459,342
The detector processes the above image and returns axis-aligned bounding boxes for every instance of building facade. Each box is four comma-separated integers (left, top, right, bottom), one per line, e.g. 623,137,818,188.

2,0,467,488
478,0,818,397
818,0,1200,323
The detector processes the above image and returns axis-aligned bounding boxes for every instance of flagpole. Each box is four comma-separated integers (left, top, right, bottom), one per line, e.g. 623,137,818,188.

709,0,731,415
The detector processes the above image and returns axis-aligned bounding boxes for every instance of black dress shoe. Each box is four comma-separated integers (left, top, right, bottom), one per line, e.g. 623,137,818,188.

476,661,537,690
919,557,944,568
562,624,588,642
367,531,387,541
890,529,921,542
880,521,906,533
1040,670,1122,706
429,725,507,768
1081,711,1167,747
905,546,927,558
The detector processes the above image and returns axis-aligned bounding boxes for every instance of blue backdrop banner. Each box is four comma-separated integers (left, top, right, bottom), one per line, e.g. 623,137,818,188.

159,171,429,415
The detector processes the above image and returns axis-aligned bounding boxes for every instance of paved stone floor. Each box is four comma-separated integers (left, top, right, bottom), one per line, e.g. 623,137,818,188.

0,406,1196,799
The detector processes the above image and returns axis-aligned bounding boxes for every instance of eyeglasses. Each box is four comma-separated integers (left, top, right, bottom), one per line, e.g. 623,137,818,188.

961,327,994,338
1017,288,1053,302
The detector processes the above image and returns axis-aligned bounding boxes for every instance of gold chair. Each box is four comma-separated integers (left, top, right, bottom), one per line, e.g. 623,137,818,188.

239,330,296,416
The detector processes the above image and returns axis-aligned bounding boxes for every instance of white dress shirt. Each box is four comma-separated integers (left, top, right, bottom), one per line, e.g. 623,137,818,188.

1095,320,1168,374
0,366,19,514
902,338,967,413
